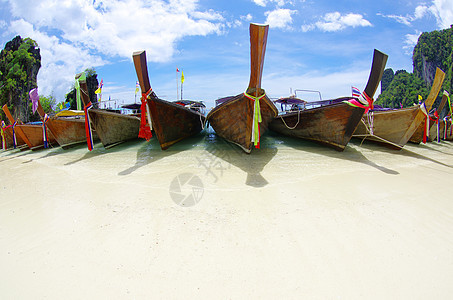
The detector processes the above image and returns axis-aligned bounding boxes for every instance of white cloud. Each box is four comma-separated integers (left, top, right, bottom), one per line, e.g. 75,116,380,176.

265,8,296,30
430,0,453,28
3,0,225,101
303,12,372,32
252,0,291,7
403,31,422,55
379,1,453,29
378,5,429,26
253,0,267,7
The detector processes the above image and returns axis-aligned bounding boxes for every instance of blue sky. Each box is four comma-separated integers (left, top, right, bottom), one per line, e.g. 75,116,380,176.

1,0,452,109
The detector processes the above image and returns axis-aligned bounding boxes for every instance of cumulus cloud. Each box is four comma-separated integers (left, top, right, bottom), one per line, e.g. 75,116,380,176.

403,31,422,55
303,12,372,32
378,5,430,26
2,0,224,100
379,0,453,29
430,0,453,28
265,8,296,30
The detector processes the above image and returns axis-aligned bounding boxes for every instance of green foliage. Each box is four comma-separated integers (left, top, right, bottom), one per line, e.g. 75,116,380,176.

0,36,41,122
381,68,394,93
65,68,98,109
413,26,453,94
375,70,429,108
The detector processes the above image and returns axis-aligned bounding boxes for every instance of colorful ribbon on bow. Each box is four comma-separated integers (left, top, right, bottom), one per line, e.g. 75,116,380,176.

42,114,49,148
12,121,17,149
444,117,449,140
1,121,6,150
244,92,266,149
138,88,153,141
74,72,86,111
433,111,440,143
84,101,94,151
344,89,373,113
420,102,430,144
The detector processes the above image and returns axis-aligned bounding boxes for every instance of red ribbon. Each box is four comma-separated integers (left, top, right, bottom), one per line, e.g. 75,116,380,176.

139,88,153,141
84,102,94,151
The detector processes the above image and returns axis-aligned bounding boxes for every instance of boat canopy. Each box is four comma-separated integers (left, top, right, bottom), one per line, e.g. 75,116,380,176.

174,100,206,108
55,110,85,117
274,97,307,105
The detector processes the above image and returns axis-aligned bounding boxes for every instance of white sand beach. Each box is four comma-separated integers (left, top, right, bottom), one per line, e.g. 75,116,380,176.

1,132,453,299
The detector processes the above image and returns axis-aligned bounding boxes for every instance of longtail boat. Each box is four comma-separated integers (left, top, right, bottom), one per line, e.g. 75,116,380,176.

76,74,140,149
409,90,449,144
33,96,98,149
132,50,206,150
353,68,445,149
2,104,57,150
206,23,278,153
269,49,388,151
1,119,27,150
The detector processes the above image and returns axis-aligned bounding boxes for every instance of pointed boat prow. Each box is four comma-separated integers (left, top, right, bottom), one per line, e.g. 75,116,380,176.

424,68,445,110
363,49,388,99
206,23,277,153
248,23,269,97
2,104,32,147
132,50,152,94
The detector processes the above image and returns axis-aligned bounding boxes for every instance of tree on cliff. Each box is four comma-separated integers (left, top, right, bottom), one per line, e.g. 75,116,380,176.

381,68,395,93
0,36,41,123
376,25,452,112
375,70,429,108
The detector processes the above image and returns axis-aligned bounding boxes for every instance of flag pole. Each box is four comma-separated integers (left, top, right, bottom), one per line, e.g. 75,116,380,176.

181,69,183,101
176,70,178,100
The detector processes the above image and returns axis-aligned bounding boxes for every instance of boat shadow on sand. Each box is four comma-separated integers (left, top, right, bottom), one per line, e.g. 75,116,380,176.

118,133,206,176
349,139,453,170
412,141,453,157
266,131,400,175
204,132,278,188
64,139,144,166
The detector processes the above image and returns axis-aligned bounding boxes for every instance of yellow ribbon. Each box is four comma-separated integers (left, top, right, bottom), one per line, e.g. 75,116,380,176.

244,92,266,148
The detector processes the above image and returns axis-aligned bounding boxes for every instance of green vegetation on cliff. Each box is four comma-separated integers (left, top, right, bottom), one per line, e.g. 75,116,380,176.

0,36,41,122
376,70,429,108
376,26,452,111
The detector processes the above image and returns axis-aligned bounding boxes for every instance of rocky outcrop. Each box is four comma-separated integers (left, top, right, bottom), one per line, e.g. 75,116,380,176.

0,35,41,122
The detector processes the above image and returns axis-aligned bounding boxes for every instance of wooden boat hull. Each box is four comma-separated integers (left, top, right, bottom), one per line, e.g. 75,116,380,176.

2,127,27,150
15,124,57,150
88,109,140,148
428,120,445,142
269,102,364,151
446,122,453,141
353,106,420,149
46,117,98,149
207,93,277,153
409,119,436,144
354,68,445,149
148,97,206,150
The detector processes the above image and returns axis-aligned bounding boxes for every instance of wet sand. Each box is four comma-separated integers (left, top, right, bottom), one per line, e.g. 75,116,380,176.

1,131,453,299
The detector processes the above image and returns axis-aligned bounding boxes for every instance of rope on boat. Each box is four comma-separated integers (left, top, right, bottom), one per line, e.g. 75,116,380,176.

278,108,301,130
357,111,403,149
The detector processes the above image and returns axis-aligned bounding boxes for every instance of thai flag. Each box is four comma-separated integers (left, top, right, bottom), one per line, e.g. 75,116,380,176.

352,86,361,98
99,79,103,89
